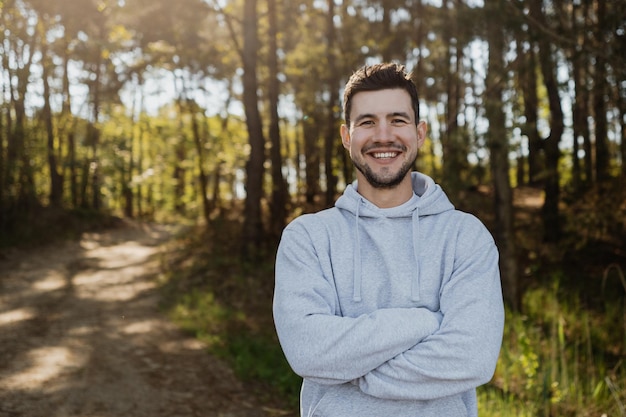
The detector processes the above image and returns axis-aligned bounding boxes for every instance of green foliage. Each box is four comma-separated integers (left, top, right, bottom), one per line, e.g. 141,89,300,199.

168,286,301,402
159,222,301,412
216,334,301,400
169,289,232,346
480,275,626,417
0,206,123,249
562,180,626,251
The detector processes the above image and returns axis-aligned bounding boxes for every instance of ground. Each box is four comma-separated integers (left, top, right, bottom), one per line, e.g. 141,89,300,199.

0,221,275,417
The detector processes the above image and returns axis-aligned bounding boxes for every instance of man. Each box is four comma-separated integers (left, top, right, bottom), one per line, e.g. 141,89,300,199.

273,62,504,417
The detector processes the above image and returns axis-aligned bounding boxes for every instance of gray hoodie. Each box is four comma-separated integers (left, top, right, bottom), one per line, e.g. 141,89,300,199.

273,172,504,417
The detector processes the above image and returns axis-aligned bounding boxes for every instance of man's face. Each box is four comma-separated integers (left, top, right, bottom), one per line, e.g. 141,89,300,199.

341,88,426,189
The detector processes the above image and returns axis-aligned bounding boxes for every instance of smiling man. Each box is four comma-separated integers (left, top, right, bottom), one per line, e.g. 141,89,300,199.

273,63,505,417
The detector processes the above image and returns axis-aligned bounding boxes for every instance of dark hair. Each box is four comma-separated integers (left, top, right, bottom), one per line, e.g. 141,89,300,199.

342,62,420,127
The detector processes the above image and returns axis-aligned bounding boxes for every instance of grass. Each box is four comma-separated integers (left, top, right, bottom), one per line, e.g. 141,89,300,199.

158,219,301,414
159,202,626,416
479,273,626,416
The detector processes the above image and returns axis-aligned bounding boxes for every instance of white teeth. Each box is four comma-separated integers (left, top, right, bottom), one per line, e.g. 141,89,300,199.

373,152,398,159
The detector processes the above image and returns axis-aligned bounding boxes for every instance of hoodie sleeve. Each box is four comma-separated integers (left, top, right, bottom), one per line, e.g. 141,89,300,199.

355,215,505,400
273,217,443,385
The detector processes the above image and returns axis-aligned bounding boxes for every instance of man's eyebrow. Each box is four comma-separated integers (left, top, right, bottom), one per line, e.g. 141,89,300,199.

390,111,412,119
353,113,376,124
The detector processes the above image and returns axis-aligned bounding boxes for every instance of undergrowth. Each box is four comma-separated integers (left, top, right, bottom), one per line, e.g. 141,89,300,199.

479,271,626,416
159,219,301,415
0,205,124,249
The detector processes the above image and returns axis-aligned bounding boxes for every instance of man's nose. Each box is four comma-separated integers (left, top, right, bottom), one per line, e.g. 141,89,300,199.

373,121,394,142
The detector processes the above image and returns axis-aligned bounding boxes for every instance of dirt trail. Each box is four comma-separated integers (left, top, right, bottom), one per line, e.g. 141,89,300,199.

0,221,268,417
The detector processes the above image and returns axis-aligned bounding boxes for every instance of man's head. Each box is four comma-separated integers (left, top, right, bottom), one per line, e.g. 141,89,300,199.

340,63,427,205
342,63,420,128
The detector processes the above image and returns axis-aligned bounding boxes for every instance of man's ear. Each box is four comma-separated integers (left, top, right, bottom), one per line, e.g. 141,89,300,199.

417,121,428,148
340,124,350,149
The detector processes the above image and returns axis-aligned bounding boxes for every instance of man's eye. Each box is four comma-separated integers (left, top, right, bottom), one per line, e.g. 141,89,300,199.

359,120,374,126
393,119,408,124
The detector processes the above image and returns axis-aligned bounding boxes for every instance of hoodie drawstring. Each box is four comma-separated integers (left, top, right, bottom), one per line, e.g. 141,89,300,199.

353,201,362,302
411,209,421,302
352,200,422,303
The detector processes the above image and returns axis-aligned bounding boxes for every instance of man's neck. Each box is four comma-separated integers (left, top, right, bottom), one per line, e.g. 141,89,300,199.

357,175,414,209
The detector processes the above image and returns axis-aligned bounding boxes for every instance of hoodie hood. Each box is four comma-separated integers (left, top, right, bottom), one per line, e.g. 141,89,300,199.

335,171,454,217
335,172,455,302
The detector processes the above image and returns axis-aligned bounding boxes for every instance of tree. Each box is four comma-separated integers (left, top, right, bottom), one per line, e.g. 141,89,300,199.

323,0,340,207
440,0,466,198
241,0,266,257
37,15,64,207
570,0,592,188
188,97,211,224
516,37,543,187
267,0,289,240
592,0,609,182
1,1,38,211
485,0,519,310
528,0,564,242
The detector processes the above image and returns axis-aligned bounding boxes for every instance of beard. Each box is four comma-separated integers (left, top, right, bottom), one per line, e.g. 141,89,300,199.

352,147,417,189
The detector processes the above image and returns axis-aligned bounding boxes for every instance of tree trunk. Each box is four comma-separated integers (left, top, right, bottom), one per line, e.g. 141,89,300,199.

136,93,145,217
303,112,321,207
15,77,37,210
441,0,455,187
211,161,223,215
173,138,186,215
68,130,78,209
380,0,393,62
79,159,90,209
268,0,288,240
123,86,139,219
212,103,234,216
570,2,587,189
241,0,266,258
41,39,64,208
123,170,134,219
324,0,339,207
621,99,626,179
61,43,79,209
441,0,464,197
0,80,4,219
580,0,594,184
516,40,542,186
571,48,584,188
194,111,210,224
89,59,103,211
593,0,609,182
486,0,519,310
530,0,564,242
187,98,210,224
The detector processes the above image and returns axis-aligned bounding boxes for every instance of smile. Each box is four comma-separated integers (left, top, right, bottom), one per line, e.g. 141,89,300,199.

372,152,399,159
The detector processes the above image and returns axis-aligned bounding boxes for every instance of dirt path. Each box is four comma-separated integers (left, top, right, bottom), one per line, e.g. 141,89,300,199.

0,221,269,417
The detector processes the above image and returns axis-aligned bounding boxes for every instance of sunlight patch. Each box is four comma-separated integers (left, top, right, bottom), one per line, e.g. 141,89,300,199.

32,272,67,292
122,319,161,335
87,243,158,270
67,325,95,336
76,278,155,302
1,346,87,389
159,338,206,353
0,307,36,326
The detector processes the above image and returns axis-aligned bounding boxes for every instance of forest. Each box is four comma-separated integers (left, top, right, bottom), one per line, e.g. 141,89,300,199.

1,0,625,415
